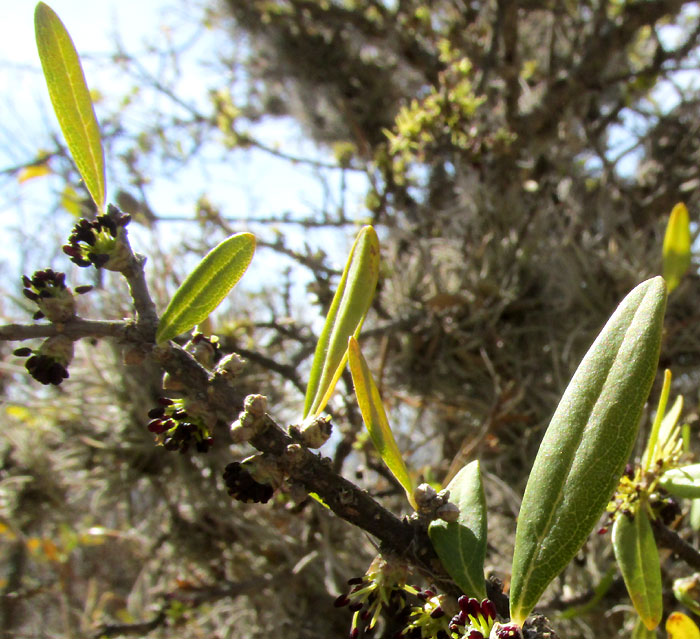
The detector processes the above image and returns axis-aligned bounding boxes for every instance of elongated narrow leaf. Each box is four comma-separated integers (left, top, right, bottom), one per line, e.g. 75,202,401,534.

35,2,105,212
641,369,672,471
303,226,380,419
156,233,256,344
659,464,700,499
667,612,700,639
691,500,700,531
632,616,657,639
663,202,691,294
428,461,487,599
509,277,667,627
348,336,415,508
613,510,662,630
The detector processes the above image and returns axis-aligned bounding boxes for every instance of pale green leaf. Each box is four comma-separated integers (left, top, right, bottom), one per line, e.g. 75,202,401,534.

35,2,105,212
348,336,415,508
613,510,662,631
659,464,700,499
428,461,487,599
673,575,700,617
663,202,691,294
691,500,700,531
156,233,256,344
641,369,672,471
303,226,380,419
509,277,667,627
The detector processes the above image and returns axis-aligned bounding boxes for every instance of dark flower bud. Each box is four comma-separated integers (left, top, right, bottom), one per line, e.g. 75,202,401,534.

467,597,481,618
23,335,74,386
64,206,132,271
658,496,682,526
185,333,221,369
163,437,180,451
491,623,523,638
222,462,274,504
21,269,76,322
22,288,39,301
148,419,168,434
481,599,496,621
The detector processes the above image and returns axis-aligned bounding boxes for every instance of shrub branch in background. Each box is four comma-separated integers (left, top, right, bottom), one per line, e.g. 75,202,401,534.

4,3,700,639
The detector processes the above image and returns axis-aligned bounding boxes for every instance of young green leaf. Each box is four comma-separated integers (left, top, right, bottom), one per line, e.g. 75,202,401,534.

641,369,673,472
691,500,700,531
303,226,380,419
667,612,700,639
35,2,105,213
613,510,662,631
673,575,700,617
659,464,700,499
428,460,487,599
663,202,691,294
509,276,667,627
155,233,256,344
348,336,415,508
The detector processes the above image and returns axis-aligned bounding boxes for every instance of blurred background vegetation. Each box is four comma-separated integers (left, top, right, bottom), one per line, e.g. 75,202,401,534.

3,0,700,637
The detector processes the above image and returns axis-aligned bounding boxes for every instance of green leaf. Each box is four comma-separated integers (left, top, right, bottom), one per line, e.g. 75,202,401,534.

667,612,700,639
659,464,700,499
509,277,667,627
428,461,487,599
691,499,700,531
156,233,256,344
303,226,380,419
673,575,700,617
613,510,662,631
641,369,673,472
35,2,105,212
632,616,658,639
348,336,415,508
663,202,691,294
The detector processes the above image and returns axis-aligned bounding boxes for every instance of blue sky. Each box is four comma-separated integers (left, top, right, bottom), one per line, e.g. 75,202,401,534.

0,1,367,276
0,0,371,345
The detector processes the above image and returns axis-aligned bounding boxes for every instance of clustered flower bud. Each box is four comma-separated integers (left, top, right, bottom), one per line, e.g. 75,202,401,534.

447,596,498,639
230,394,268,443
147,397,214,453
13,335,74,386
184,332,221,369
21,269,91,322
651,490,682,526
223,460,274,503
489,623,523,639
214,352,246,382
413,483,455,521
334,557,417,639
292,415,332,448
399,588,450,639
63,204,131,271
